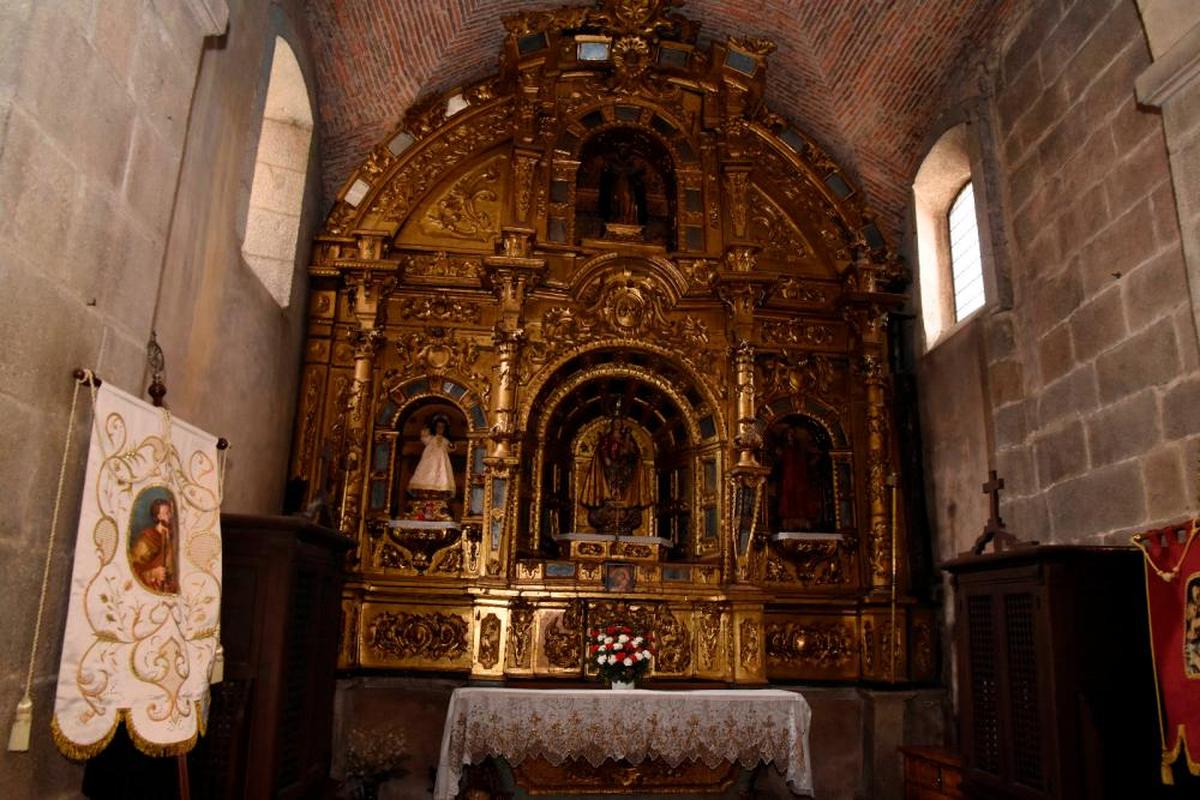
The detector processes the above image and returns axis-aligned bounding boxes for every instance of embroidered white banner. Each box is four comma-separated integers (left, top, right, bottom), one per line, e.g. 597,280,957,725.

52,383,222,758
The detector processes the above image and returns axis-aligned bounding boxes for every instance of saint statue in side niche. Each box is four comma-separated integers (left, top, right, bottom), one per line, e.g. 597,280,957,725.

769,421,833,532
405,414,456,520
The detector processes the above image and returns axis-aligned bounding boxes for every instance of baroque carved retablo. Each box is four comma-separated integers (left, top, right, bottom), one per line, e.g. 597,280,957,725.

302,0,925,688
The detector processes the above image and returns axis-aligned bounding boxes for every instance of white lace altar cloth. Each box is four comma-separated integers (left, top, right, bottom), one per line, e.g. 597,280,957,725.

433,687,814,798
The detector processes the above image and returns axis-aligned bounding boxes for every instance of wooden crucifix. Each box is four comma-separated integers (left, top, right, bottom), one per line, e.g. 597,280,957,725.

969,470,1034,555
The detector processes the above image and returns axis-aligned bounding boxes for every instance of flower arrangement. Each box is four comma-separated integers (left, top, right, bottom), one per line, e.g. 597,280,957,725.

589,624,656,686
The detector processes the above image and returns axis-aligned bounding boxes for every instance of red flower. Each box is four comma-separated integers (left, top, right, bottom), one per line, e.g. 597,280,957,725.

607,625,617,635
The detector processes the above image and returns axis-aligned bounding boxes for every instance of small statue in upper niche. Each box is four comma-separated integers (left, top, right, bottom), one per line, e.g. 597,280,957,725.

603,144,644,226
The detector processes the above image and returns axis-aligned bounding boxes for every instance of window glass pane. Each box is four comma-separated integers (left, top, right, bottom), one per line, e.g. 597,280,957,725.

949,182,985,320
578,41,610,61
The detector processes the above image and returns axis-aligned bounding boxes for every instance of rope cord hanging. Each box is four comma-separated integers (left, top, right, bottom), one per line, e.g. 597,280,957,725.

1133,519,1198,582
7,370,94,752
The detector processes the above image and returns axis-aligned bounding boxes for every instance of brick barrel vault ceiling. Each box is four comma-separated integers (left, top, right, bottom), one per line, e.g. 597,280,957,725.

306,0,1029,238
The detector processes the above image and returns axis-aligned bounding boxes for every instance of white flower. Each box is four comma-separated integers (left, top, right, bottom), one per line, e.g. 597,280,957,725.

604,636,613,644
608,655,618,665
635,651,645,661
614,642,623,650
618,634,629,643
623,657,633,666
597,634,606,642
597,655,607,665
633,636,643,645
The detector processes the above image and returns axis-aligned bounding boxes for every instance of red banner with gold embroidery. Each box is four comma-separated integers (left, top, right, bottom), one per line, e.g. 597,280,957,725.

1135,520,1200,783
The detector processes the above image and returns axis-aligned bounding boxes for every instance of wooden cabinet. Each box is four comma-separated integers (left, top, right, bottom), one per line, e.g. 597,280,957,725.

901,746,962,800
189,514,351,799
941,546,1164,799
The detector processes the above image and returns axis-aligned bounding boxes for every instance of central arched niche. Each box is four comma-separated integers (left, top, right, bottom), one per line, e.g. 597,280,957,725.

519,347,716,561
575,125,677,246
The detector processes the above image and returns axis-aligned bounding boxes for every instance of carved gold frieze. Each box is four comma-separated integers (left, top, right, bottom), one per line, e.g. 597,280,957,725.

758,352,835,401
765,621,855,669
739,619,760,670
478,613,502,669
369,101,513,227
696,603,724,672
390,328,487,390
761,319,838,348
364,610,469,663
513,756,739,796
418,157,503,243
404,252,484,281
507,602,535,670
749,186,809,263
396,296,483,324
543,602,584,669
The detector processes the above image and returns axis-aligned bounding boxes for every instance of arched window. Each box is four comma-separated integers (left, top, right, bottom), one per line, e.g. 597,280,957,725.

241,37,312,307
913,124,996,348
948,182,985,321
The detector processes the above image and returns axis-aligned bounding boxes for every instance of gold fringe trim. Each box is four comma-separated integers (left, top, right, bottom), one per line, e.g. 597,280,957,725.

1161,725,1200,783
51,702,202,761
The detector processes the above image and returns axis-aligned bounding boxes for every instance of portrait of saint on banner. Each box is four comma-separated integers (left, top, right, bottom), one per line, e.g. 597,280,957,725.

128,486,180,595
1185,574,1200,678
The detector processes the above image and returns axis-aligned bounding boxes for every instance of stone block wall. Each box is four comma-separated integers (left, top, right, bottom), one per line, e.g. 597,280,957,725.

0,1,321,796
918,0,1200,564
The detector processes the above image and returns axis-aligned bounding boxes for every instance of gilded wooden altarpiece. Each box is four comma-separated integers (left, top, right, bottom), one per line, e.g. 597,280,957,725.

293,0,935,687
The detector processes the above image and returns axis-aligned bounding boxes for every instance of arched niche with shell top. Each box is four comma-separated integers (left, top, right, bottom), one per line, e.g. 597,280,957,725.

294,0,934,688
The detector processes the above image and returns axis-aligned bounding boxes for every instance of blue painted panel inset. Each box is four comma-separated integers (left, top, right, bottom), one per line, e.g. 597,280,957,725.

724,49,756,75
492,478,508,508
546,562,577,578
372,441,391,472
663,566,691,582
469,485,485,516
704,506,718,540
377,400,397,425
699,415,716,440
470,404,487,430
490,518,503,550
369,480,387,511
407,378,429,395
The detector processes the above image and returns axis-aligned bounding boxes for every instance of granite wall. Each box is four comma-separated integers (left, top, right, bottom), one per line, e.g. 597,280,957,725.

0,1,321,794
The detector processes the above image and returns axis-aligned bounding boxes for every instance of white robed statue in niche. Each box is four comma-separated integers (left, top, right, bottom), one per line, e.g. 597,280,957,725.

410,414,456,494
403,414,457,522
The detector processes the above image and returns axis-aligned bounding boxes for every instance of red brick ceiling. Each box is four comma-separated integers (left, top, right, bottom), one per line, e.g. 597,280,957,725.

306,0,1028,237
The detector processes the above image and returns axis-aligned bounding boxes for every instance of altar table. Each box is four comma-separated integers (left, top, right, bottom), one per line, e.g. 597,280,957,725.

433,687,814,798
